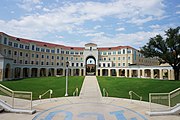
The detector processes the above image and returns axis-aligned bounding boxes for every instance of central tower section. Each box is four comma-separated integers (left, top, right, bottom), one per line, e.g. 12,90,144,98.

83,43,98,75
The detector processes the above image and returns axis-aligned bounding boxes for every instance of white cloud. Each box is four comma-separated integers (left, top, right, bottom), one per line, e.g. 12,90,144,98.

176,5,180,7
94,25,101,29
150,24,160,29
0,0,166,46
85,32,104,37
176,11,180,14
116,27,125,31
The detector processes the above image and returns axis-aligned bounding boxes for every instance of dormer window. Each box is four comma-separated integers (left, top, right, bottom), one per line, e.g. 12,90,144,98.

16,38,20,41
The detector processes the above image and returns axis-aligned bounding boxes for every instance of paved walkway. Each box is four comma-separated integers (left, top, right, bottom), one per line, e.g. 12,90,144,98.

0,76,179,120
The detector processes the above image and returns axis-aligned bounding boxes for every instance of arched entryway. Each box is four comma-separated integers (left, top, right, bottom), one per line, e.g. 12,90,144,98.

86,56,96,75
5,64,11,79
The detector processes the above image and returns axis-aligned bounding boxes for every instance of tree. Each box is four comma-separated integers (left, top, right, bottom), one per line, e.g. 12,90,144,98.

140,27,180,80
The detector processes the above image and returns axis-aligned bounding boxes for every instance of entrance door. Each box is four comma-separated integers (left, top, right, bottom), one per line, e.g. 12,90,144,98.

86,56,96,75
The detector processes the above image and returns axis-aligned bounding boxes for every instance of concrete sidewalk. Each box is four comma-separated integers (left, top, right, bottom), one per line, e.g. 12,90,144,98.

79,76,102,101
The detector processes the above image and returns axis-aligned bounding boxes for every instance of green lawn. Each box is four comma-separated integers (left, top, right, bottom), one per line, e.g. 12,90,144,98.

0,76,84,100
97,77,180,101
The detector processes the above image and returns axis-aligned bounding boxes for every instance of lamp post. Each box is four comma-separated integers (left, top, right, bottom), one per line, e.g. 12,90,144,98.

65,61,69,97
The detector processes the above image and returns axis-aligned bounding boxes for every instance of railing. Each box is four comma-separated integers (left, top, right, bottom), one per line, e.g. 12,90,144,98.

39,89,53,100
73,88,79,96
103,88,108,97
149,88,180,112
129,91,142,101
0,84,32,110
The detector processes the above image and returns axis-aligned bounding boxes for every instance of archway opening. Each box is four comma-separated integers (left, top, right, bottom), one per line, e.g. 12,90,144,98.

86,56,96,75
5,64,11,79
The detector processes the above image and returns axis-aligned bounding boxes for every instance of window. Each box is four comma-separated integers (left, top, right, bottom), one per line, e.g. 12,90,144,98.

51,49,55,53
66,51,69,54
42,55,44,58
80,52,83,55
76,63,79,67
4,37,7,44
90,47,92,51
52,62,53,65
32,54,34,57
8,50,11,55
25,61,28,64
113,57,116,60
46,62,49,65
46,49,50,53
123,49,125,54
71,57,73,60
8,41,12,46
31,61,34,64
61,51,64,54
41,62,44,65
57,62,59,66
123,63,125,66
108,58,111,61
57,49,60,53
118,63,120,66
99,63,101,67
123,57,125,60
72,63,74,67
14,51,17,55
14,43,18,48
20,60,23,64
108,63,110,67
36,61,38,65
41,48,45,52
103,52,107,55
47,55,49,59
128,57,130,60
112,63,115,67
76,58,78,60
118,51,121,54
14,60,16,63
32,45,35,50
113,51,116,55
80,58,83,61
57,56,59,59
127,50,131,54
4,49,6,55
36,47,40,51
25,53,28,57
118,57,120,60
70,51,74,54
104,58,106,61
81,63,83,67
20,44,24,49
61,57,64,60
108,52,111,55
75,52,79,55
20,52,23,56
36,54,39,58
61,63,63,66
66,57,68,60
103,63,106,67
25,45,29,50
52,56,54,59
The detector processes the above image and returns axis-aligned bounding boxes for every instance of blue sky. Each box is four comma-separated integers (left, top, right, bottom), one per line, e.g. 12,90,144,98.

0,0,179,49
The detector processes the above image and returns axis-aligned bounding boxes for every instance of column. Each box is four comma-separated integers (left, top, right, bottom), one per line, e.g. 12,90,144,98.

71,69,74,76
63,69,65,76
171,69,175,80
46,68,49,76
20,68,23,78
84,69,86,76
125,69,128,77
100,69,102,76
79,69,82,76
129,70,132,78
28,68,32,77
168,69,171,80
54,68,57,76
37,68,40,77
159,69,163,79
138,69,141,78
108,69,111,76
116,69,119,77
142,69,145,78
96,69,98,76
151,69,154,79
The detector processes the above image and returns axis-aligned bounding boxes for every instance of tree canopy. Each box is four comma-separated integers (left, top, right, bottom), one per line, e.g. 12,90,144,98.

141,27,180,80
